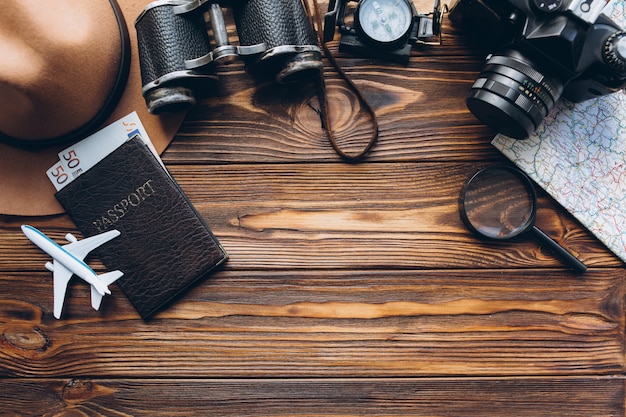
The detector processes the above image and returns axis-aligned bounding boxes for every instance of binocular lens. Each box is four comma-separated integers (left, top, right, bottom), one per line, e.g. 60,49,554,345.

232,0,323,84
136,1,219,115
467,51,564,139
145,86,196,115
276,51,324,84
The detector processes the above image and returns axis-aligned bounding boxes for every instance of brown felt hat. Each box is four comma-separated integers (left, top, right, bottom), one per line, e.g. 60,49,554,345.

0,0,185,216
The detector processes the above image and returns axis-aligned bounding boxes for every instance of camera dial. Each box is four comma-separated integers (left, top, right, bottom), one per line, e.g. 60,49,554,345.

467,50,564,140
605,31,626,73
355,0,414,47
531,0,563,13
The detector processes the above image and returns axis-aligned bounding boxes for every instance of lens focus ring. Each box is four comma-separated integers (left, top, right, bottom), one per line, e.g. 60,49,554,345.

466,51,564,139
472,76,545,127
486,55,560,108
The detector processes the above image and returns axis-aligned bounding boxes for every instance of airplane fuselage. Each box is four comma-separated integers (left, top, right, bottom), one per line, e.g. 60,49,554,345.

21,225,108,295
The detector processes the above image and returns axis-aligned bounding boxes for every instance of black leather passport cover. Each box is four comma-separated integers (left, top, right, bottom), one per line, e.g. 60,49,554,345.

55,135,228,319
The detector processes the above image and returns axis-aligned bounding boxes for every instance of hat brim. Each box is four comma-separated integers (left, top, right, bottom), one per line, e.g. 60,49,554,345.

0,0,185,216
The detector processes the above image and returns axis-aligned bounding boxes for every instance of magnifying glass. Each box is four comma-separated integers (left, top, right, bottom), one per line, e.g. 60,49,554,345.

459,165,587,274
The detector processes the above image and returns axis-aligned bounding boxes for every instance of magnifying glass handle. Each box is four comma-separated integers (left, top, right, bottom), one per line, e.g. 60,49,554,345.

531,226,587,274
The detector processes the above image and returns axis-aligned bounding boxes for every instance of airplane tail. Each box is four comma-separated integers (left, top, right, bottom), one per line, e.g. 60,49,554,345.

90,270,124,311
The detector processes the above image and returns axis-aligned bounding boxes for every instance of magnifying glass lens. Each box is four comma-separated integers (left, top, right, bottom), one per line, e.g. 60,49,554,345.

462,167,534,239
460,165,587,273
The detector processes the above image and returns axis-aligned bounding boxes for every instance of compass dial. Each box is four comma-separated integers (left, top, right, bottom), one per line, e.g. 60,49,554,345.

355,0,414,47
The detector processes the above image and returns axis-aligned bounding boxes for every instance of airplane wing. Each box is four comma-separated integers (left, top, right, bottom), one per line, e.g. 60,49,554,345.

62,230,121,261
90,270,124,311
51,260,74,319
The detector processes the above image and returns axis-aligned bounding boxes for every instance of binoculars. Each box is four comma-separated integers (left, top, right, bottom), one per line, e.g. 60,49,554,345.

135,0,323,114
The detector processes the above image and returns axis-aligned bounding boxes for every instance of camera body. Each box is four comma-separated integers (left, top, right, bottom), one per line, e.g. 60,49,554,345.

324,0,444,63
449,0,626,139
135,0,323,114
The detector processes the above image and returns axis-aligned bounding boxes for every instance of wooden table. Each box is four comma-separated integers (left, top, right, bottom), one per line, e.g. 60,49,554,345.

2,2,625,415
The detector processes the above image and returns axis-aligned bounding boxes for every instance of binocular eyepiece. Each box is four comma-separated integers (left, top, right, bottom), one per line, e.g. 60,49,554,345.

135,0,323,114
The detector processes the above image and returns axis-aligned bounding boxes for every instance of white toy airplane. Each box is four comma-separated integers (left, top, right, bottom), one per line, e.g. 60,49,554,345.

21,224,124,319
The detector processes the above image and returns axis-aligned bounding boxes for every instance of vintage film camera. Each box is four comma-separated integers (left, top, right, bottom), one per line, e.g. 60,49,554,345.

449,0,626,139
135,0,323,114
323,0,445,63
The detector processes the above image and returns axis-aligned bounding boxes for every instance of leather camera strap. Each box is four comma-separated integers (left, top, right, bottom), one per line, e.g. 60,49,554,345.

306,0,379,162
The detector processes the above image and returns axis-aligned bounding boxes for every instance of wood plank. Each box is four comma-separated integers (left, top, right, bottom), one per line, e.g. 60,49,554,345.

0,377,623,417
165,55,499,163
1,269,623,378
2,163,618,271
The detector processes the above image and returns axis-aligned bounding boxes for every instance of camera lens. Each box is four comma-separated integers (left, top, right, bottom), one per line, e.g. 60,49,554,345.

467,50,564,139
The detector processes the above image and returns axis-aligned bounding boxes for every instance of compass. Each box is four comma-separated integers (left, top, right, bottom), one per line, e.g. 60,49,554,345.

354,0,417,48
324,0,442,63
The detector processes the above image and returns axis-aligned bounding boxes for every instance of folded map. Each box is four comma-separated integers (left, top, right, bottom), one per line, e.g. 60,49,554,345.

493,1,626,262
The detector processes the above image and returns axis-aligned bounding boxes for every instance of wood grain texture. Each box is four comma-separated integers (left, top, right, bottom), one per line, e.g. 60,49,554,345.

167,55,497,163
1,269,623,378
0,378,624,417
1,1,625,415
2,163,618,272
